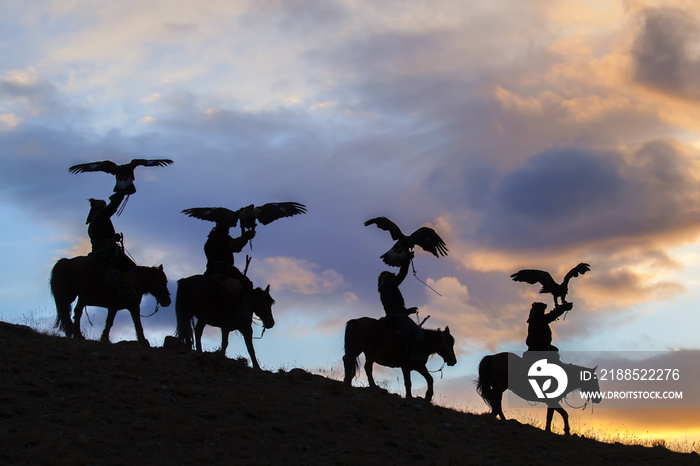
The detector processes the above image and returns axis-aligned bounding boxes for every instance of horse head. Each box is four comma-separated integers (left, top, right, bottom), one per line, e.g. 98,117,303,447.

581,365,601,405
437,326,457,367
251,284,275,329
147,264,171,307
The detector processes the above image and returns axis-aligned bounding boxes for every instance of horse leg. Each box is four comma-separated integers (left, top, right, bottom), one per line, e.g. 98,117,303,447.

343,353,360,386
412,365,434,402
128,307,150,347
101,308,117,343
401,367,414,400
240,326,261,370
484,388,507,421
194,320,206,352
552,407,570,435
220,329,230,355
494,392,506,420
72,298,86,340
546,407,555,432
364,358,377,389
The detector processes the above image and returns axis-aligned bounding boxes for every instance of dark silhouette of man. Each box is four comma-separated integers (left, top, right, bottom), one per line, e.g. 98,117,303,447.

377,254,424,364
86,192,137,299
525,301,570,353
203,222,255,293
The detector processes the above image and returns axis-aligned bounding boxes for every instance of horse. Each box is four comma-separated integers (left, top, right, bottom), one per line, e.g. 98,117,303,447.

476,352,601,435
50,256,171,345
343,316,457,402
174,274,275,370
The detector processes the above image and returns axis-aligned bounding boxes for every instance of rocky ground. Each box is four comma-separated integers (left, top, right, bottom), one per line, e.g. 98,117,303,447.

1,321,697,465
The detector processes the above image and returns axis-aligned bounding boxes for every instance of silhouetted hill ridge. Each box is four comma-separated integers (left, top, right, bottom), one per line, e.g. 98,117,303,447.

0,321,697,465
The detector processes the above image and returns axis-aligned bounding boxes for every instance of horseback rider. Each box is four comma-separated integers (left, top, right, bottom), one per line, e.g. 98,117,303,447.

85,192,137,299
377,253,424,364
524,301,570,356
202,221,255,295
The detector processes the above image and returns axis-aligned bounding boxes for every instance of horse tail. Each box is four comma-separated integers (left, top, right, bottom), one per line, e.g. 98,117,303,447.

475,355,496,410
174,278,194,348
342,319,361,385
50,258,75,338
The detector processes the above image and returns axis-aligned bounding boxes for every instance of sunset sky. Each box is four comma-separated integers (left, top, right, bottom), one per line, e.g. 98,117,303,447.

1,0,699,446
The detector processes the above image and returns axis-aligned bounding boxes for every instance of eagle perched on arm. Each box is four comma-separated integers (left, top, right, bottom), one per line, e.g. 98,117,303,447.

364,216,448,267
69,159,174,195
511,262,590,306
182,202,307,233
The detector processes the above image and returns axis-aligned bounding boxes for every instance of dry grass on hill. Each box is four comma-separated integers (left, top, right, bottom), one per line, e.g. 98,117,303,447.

1,320,698,465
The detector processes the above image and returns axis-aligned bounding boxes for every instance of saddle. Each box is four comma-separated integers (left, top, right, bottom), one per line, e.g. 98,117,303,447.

211,274,243,301
88,258,137,300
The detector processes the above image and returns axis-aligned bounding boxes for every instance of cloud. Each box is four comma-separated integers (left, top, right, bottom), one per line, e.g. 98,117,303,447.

419,275,526,353
632,7,700,100
0,68,61,118
0,114,19,128
446,138,700,258
426,137,700,311
253,256,346,295
55,236,91,260
142,93,162,103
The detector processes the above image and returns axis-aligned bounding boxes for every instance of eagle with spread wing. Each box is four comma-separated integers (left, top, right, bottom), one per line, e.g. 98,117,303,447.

182,202,307,232
511,262,590,306
69,159,174,195
364,216,448,267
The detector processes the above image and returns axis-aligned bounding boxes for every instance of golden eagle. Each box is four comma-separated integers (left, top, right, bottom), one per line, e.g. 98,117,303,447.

365,216,448,267
182,202,307,232
511,262,590,306
69,159,174,195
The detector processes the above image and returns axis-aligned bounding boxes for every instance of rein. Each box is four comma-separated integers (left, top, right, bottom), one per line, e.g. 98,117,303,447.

565,376,594,410
251,314,267,339
564,394,591,411
253,326,267,340
141,301,160,318
428,361,446,378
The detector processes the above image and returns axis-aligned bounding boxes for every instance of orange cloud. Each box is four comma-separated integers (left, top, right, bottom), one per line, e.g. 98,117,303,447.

254,256,346,295
419,275,526,353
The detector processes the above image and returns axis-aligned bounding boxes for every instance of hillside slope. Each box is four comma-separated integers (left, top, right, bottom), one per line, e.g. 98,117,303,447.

1,321,697,465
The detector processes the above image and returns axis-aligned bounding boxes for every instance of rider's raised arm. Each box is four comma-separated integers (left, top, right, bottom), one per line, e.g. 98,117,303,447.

104,192,126,217
229,229,255,253
545,304,569,323
394,259,410,286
